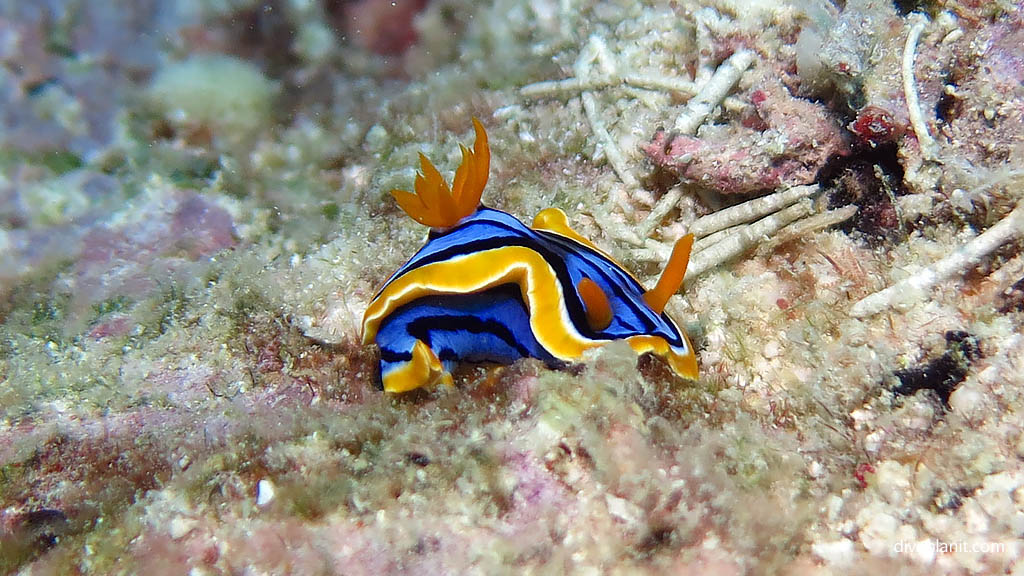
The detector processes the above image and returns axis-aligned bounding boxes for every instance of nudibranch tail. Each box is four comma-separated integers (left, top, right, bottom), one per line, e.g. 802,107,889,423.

390,117,489,229
643,233,694,315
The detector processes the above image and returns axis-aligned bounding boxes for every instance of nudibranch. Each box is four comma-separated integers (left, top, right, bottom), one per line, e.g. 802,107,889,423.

361,118,698,393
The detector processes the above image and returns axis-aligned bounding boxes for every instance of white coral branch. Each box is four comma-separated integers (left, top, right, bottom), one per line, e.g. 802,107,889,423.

689,185,819,239
673,50,755,136
685,199,816,281
850,201,1024,317
903,13,939,162
574,36,640,190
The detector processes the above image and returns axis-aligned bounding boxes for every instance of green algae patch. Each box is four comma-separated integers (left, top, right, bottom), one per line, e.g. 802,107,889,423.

147,55,276,150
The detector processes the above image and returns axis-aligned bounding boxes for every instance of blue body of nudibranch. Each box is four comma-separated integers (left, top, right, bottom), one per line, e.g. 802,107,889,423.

361,119,697,393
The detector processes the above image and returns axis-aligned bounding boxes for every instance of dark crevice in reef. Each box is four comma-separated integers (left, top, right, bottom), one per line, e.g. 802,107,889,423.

998,276,1024,313
892,0,942,17
935,84,960,125
213,0,299,78
1,508,71,570
821,141,908,245
890,330,982,410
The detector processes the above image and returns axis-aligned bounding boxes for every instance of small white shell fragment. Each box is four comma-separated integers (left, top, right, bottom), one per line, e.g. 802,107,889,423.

257,478,277,507
169,516,197,539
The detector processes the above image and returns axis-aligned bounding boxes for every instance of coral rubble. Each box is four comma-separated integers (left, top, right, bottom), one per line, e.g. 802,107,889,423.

2,0,1023,574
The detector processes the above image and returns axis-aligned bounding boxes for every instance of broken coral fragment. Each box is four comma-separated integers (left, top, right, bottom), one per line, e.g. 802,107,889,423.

645,81,849,195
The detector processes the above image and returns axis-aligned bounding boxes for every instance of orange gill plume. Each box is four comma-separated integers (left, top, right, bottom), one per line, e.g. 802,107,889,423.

391,118,490,229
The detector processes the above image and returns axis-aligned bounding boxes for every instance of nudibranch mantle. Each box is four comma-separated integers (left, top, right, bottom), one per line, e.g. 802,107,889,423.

362,118,697,393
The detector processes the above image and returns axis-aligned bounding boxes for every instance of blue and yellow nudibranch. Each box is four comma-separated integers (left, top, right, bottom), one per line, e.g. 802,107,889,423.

362,118,698,393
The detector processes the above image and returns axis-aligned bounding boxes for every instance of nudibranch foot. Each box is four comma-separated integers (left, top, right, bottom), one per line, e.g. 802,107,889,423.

362,118,699,393
379,339,453,394
375,284,561,393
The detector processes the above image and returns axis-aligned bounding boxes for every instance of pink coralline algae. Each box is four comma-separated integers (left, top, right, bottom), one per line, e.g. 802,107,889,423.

171,194,237,259
645,81,850,195
339,0,430,56
72,190,236,316
938,19,1024,174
